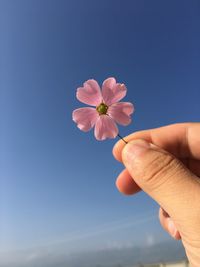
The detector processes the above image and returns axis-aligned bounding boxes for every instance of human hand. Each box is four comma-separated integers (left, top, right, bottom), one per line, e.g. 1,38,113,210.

113,123,200,267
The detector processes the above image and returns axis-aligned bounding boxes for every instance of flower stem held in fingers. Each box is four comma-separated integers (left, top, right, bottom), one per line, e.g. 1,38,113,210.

117,134,127,144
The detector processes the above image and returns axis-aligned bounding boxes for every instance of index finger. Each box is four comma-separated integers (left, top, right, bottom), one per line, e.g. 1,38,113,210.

113,122,200,162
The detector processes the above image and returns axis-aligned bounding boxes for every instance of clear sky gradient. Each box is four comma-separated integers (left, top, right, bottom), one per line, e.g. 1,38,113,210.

1,0,200,259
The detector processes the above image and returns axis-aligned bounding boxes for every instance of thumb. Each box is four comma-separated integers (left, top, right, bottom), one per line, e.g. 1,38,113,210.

122,139,200,220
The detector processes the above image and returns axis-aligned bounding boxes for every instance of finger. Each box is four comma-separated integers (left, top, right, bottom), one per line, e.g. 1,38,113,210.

159,208,181,240
113,122,200,162
116,169,141,195
121,139,200,223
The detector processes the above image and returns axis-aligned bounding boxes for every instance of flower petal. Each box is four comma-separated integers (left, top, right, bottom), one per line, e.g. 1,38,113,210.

76,79,102,106
108,102,134,126
72,107,98,132
102,77,116,90
94,115,118,140
102,78,127,106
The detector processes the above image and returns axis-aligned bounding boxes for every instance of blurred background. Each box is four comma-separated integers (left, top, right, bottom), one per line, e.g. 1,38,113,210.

1,0,200,266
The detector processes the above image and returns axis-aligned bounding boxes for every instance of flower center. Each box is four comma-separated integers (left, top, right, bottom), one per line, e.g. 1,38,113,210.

96,103,108,115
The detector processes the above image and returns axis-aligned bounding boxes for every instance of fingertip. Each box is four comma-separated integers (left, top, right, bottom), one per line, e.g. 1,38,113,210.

159,209,181,241
113,130,152,162
168,220,181,240
116,169,141,195
112,139,125,162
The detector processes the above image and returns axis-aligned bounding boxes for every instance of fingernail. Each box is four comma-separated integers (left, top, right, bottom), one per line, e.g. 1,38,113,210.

122,139,150,162
168,220,177,237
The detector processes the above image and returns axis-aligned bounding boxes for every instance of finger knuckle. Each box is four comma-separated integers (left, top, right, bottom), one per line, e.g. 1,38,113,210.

142,153,178,188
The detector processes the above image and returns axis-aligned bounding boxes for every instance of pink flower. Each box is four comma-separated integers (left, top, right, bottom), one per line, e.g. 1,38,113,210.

72,77,134,141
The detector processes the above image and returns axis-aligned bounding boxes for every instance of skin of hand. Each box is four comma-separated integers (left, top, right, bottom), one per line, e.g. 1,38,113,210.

113,123,200,267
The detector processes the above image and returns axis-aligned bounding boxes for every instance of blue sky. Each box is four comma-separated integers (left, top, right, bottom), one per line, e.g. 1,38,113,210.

1,0,200,262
